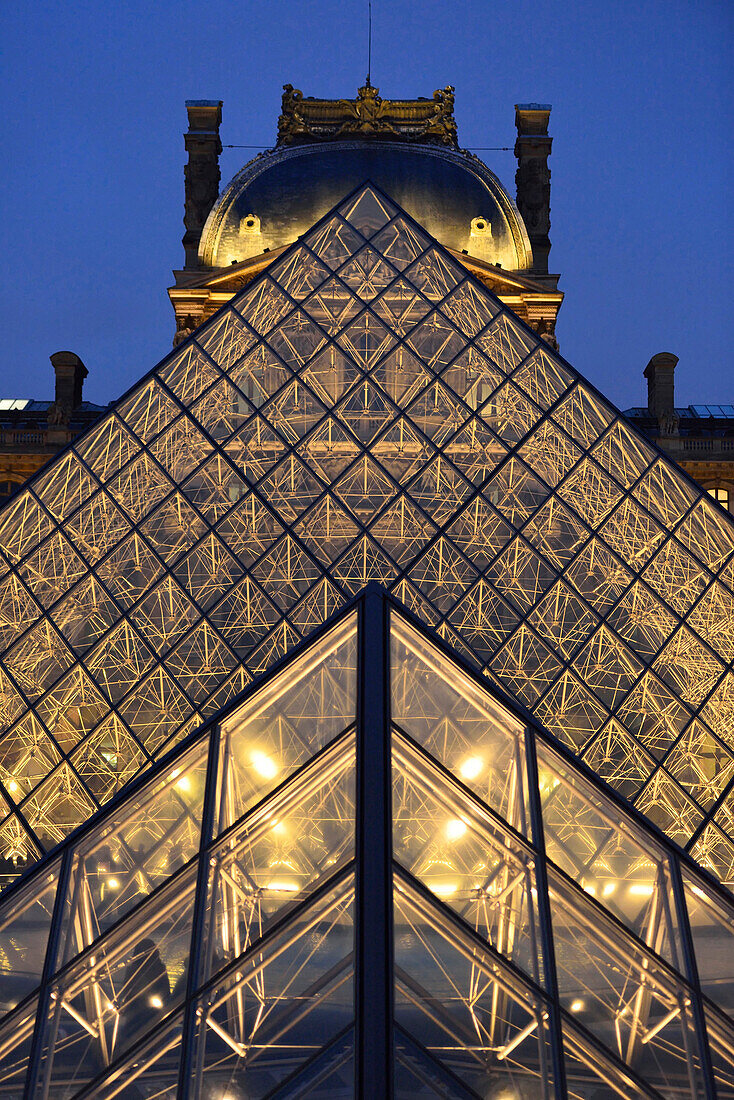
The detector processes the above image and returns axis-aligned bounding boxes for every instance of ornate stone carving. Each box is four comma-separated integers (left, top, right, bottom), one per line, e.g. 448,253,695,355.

47,401,70,427
657,411,680,437
173,314,197,347
277,83,458,147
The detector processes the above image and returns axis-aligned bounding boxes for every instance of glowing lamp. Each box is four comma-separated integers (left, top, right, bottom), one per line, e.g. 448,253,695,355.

459,756,483,781
446,819,467,841
251,751,278,779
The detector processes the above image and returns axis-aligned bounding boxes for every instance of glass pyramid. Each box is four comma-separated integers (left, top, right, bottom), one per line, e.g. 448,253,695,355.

0,183,733,905
0,590,731,1097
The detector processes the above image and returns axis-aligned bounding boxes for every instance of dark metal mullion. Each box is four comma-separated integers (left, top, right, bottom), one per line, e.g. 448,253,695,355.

393,1021,482,1100
246,371,437,572
188,861,355,1020
685,768,734,854
262,1021,354,1100
0,782,45,865
23,845,73,1099
2,575,161,792
177,721,221,1098
660,856,717,1099
523,724,569,1098
40,838,199,997
355,588,394,1095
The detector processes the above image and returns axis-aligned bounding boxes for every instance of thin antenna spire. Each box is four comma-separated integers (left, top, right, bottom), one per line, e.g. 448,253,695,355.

366,0,372,86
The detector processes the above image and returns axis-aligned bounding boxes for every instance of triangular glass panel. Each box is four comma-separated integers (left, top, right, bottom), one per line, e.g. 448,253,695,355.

393,869,555,1097
393,732,542,984
339,184,398,236
337,244,399,300
371,214,430,269
196,303,257,372
304,214,365,270
189,874,354,1096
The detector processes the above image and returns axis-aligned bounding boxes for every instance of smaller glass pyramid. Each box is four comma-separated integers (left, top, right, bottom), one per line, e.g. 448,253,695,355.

0,589,730,1097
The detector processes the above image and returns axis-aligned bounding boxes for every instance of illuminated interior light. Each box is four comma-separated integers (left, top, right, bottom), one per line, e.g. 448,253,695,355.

628,883,654,897
7,780,19,794
250,750,278,779
582,883,597,897
445,818,467,841
266,880,299,892
430,881,458,897
148,995,163,1009
602,882,617,897
107,877,120,889
459,756,483,781
175,775,191,792
168,768,181,781
570,999,585,1013
271,820,287,834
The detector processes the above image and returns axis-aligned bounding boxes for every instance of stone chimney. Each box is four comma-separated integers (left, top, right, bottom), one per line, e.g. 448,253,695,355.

514,104,552,275
47,351,87,438
183,100,223,269
644,352,679,435
50,351,87,410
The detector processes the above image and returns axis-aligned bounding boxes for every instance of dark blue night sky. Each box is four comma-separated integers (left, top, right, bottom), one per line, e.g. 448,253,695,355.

1,0,731,413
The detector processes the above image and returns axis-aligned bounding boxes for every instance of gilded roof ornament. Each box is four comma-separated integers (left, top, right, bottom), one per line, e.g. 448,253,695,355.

277,82,458,147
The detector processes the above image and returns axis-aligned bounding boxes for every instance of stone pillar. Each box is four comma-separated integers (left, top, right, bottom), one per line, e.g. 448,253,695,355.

644,352,679,436
183,100,223,269
514,104,552,275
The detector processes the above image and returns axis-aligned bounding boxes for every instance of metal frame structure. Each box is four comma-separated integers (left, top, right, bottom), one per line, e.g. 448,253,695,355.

0,184,733,904
0,587,731,1097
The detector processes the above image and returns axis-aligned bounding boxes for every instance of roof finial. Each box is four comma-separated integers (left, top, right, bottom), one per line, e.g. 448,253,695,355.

366,0,372,87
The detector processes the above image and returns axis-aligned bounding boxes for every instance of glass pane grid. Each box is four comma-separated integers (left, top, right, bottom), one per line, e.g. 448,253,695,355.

0,180,732,919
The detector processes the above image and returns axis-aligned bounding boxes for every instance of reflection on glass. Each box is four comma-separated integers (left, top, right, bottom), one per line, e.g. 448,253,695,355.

0,859,59,1018
536,741,681,965
202,732,354,982
393,731,542,986
189,875,353,1098
76,1013,183,1100
57,738,208,968
681,867,734,1017
35,867,196,1097
393,870,554,1099
391,614,529,835
216,612,357,832
548,867,705,1095
0,996,38,1096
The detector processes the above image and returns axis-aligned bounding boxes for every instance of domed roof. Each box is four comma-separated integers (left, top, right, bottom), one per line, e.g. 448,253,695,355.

199,141,532,272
